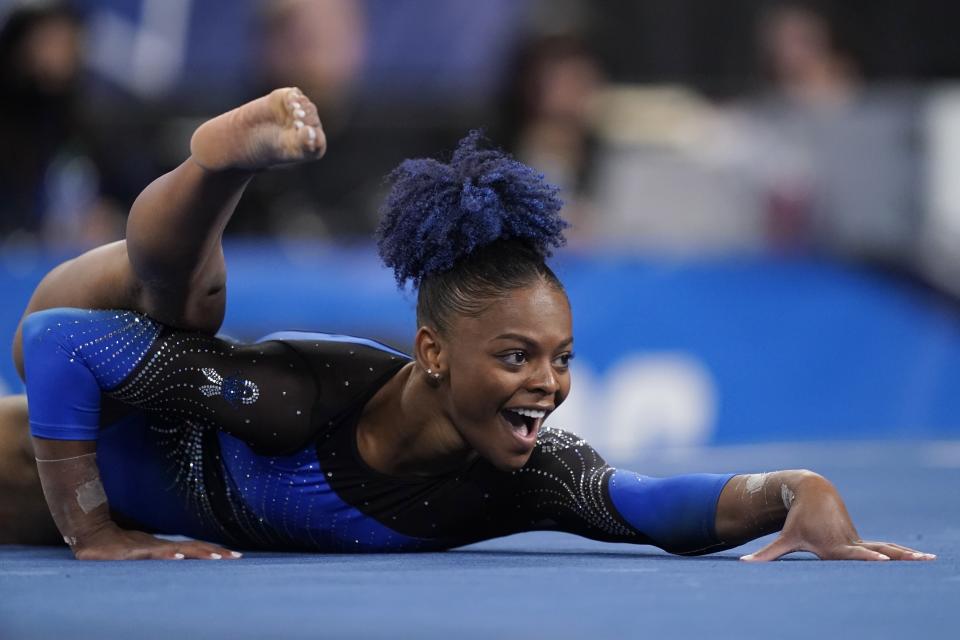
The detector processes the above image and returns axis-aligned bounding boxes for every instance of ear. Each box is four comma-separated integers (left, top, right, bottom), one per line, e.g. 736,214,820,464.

413,325,446,377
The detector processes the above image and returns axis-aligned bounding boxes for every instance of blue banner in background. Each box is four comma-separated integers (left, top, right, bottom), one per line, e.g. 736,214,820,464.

3,244,959,457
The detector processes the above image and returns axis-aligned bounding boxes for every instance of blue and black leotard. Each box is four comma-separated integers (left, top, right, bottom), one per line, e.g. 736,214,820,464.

21,308,735,554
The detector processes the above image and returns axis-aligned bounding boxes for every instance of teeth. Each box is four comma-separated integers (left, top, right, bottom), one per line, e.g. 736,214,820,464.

508,408,546,419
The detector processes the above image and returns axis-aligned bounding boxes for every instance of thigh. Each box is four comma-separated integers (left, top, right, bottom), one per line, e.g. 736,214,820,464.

0,395,60,544
11,241,142,379
12,238,227,380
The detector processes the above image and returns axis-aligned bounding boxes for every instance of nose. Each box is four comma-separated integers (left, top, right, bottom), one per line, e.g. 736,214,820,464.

527,358,560,395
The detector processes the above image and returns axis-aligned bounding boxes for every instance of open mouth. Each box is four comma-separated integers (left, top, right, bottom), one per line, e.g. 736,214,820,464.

500,407,547,443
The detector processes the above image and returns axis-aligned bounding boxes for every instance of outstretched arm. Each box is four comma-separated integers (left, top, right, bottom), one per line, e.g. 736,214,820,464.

12,87,324,378
514,430,734,555
521,430,935,560
715,471,936,561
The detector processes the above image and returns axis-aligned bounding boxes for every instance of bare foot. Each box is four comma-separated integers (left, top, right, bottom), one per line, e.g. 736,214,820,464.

189,87,326,171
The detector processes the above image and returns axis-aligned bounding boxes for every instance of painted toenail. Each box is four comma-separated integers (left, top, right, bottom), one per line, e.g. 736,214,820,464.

294,109,306,118
294,120,304,129
291,101,301,110
307,127,316,140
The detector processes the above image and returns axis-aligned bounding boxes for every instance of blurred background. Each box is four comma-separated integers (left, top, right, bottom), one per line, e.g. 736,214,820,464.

2,0,960,462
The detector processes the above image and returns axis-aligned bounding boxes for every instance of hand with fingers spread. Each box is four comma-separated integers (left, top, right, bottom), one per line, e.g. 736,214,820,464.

70,522,242,561
715,470,936,562
32,441,242,562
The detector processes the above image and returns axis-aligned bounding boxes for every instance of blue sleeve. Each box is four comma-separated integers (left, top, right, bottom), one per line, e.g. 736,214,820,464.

607,470,736,555
22,308,161,440
518,430,735,555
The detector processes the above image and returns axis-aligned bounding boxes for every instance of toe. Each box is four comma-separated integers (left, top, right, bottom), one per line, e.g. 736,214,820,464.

300,101,321,127
299,124,324,156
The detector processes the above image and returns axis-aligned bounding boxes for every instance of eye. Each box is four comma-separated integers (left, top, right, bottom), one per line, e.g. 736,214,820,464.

499,351,528,366
554,352,575,368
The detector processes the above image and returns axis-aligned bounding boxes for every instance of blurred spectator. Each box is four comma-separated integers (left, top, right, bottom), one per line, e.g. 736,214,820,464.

0,3,125,249
0,0,944,269
260,0,365,121
758,2,858,109
587,85,763,254
230,0,517,240
498,33,604,243
743,2,920,263
226,0,375,238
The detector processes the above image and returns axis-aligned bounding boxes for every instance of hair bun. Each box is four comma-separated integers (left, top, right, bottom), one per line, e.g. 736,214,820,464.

376,130,567,288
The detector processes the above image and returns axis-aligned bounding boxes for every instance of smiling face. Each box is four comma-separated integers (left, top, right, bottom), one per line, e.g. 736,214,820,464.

432,278,573,471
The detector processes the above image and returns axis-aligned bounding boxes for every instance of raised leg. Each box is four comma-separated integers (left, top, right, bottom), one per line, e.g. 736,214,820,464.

128,87,326,328
12,87,326,378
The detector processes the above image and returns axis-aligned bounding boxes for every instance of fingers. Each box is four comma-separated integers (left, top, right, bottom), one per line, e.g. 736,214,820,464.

739,535,937,564
170,541,243,560
740,535,797,562
76,541,243,561
819,543,932,561
833,545,891,561
741,541,938,563
876,541,936,559
860,541,936,561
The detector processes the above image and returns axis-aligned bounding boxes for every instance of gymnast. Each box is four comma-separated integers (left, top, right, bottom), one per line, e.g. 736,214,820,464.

0,88,935,562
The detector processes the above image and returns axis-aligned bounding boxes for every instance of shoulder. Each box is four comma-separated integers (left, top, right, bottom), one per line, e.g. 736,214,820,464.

533,427,601,455
257,331,409,360
522,427,609,477
259,332,410,378
21,308,157,350
258,332,410,421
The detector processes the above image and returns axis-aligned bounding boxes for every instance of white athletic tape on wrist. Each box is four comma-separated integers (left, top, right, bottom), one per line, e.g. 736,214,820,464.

35,452,110,543
35,452,98,463
780,483,796,511
744,473,768,495
76,478,108,513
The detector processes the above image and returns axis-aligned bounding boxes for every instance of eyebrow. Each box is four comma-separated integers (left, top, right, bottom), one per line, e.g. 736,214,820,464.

493,333,574,349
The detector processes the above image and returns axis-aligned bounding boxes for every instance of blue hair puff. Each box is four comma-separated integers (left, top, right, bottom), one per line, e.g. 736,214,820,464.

376,130,567,288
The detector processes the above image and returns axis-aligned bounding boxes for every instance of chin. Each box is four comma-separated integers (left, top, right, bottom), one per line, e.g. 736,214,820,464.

491,449,534,473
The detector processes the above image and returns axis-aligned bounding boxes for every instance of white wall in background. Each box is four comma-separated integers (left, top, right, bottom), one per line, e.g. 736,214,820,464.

546,354,717,463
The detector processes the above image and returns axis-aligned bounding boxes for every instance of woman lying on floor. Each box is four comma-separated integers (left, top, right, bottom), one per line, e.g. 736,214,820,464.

2,88,935,562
